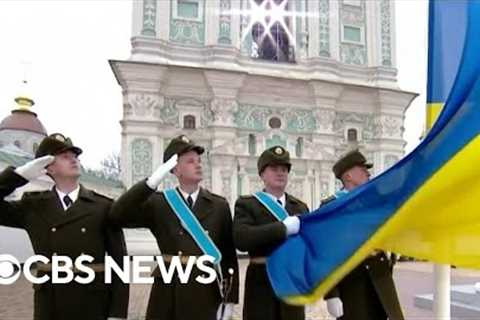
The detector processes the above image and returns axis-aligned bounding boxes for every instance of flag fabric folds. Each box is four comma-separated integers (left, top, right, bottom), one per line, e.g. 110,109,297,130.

266,0,480,305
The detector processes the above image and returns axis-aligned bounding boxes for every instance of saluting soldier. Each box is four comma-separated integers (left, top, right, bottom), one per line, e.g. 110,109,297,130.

0,133,129,320
323,149,404,320
233,145,309,320
109,135,239,320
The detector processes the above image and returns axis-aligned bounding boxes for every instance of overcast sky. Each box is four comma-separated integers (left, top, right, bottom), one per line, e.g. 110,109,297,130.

0,0,428,169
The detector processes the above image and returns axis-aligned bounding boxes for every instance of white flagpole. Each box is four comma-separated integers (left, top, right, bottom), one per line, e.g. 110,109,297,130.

433,264,451,319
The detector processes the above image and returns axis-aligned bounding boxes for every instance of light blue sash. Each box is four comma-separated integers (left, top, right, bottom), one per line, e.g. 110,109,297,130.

252,191,288,221
163,189,222,264
334,189,349,199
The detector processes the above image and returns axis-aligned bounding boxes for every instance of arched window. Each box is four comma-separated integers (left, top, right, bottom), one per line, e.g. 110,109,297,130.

347,128,358,142
183,115,196,129
14,140,21,148
296,137,304,157
248,134,256,155
251,0,294,62
33,142,39,153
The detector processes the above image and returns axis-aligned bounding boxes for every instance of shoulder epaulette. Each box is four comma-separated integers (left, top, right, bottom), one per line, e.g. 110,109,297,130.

92,190,114,202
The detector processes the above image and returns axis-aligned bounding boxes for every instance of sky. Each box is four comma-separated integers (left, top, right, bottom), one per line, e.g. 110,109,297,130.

0,0,428,169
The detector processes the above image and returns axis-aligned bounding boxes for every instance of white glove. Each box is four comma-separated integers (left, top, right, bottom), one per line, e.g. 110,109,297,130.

14,155,55,181
282,216,300,236
217,303,234,320
475,282,480,292
326,297,344,318
146,154,178,190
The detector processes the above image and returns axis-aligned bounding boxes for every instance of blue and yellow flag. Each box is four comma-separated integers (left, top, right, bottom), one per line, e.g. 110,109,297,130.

267,0,480,305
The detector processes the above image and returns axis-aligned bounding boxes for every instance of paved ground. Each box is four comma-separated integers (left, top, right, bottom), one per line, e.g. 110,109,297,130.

1,261,479,320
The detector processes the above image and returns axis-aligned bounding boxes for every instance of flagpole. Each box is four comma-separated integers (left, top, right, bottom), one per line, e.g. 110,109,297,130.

433,264,450,319
427,103,450,320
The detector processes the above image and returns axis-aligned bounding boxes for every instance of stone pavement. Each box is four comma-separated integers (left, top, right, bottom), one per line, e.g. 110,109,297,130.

1,261,479,320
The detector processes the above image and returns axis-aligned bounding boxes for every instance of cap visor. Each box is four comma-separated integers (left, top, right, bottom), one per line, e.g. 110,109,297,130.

179,145,205,156
55,146,83,156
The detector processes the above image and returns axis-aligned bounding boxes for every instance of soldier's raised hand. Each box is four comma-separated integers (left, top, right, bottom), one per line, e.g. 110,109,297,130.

146,154,178,190
14,155,55,181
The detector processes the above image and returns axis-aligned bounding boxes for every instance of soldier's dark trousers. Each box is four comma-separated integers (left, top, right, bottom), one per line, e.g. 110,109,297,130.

243,264,304,320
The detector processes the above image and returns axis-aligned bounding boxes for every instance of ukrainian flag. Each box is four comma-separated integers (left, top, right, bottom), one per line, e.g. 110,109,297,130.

267,0,480,305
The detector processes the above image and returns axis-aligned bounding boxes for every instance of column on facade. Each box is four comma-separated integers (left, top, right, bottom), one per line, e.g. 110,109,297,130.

293,0,308,61
307,0,320,58
301,166,313,210
210,155,237,208
237,157,248,198
119,64,169,188
310,82,343,196
157,0,170,40
374,89,415,174
206,0,219,46
204,70,245,148
365,0,380,67
329,0,340,61
305,161,319,210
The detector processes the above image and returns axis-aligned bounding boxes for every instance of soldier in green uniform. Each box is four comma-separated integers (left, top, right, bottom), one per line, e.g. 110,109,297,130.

109,135,239,320
323,149,404,320
233,145,309,320
0,133,129,320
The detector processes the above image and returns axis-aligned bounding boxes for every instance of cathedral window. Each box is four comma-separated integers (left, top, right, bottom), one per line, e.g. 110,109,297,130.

173,0,203,22
183,115,196,129
347,128,358,142
178,0,199,19
268,116,282,129
248,134,256,155
250,0,295,63
296,137,303,157
341,25,364,44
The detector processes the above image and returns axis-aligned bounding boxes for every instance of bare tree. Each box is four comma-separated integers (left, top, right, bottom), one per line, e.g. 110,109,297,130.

84,152,121,181
99,152,121,180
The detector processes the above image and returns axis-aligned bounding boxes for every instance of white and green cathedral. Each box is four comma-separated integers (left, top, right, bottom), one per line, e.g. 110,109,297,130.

111,0,416,209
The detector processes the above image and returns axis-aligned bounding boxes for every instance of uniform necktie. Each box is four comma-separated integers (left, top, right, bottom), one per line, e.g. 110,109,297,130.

63,195,73,209
187,195,194,208
277,199,282,207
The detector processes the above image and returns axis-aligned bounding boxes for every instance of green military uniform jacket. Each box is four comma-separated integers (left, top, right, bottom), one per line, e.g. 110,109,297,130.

0,167,129,320
233,193,308,320
109,180,239,320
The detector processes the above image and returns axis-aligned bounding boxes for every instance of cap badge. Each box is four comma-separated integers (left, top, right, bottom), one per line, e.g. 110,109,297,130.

53,134,65,142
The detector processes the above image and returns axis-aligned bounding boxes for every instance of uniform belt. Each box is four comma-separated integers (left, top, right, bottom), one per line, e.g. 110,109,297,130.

36,262,105,273
249,257,267,264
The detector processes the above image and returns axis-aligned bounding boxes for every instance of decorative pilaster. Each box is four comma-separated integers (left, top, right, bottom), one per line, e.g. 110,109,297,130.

218,0,232,44
380,0,392,66
141,0,157,36
319,0,330,57
131,138,153,184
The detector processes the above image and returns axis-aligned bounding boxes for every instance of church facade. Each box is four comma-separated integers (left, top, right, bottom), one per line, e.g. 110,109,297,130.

111,0,417,211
